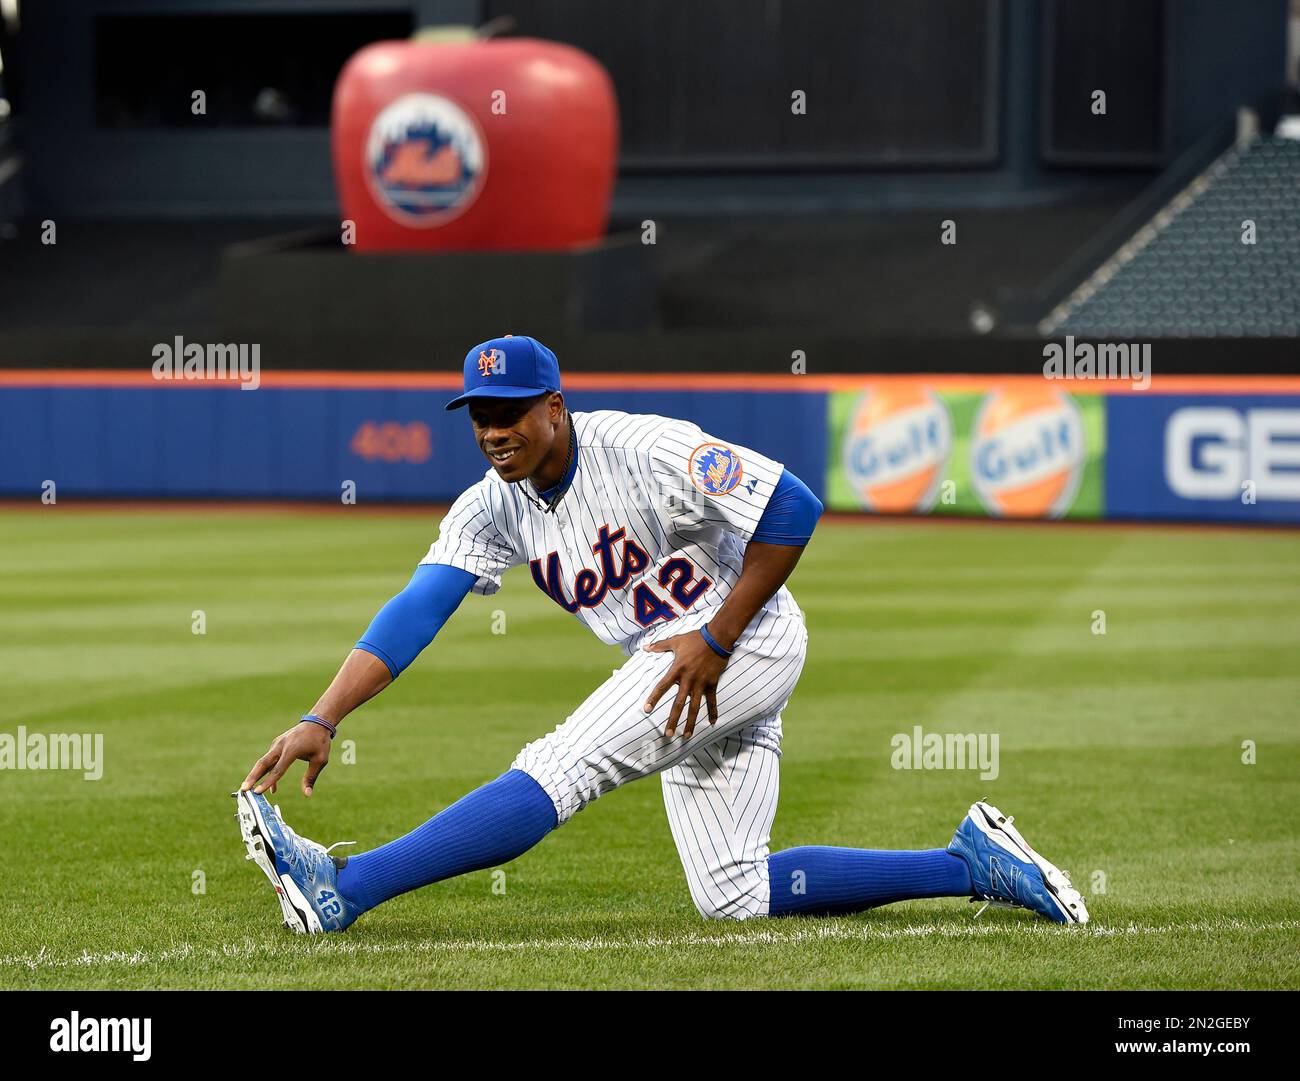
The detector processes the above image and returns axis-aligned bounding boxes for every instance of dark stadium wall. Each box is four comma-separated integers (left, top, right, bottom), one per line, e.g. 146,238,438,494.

16,0,1288,218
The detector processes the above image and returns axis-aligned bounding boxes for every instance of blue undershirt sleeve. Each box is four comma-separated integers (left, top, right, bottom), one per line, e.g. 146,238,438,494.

355,563,477,679
750,468,824,546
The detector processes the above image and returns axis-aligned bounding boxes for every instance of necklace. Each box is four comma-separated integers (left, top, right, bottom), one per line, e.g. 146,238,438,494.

538,411,576,514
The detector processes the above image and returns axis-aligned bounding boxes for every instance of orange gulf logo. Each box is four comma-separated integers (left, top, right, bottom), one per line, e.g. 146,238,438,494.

688,443,743,496
970,387,1085,518
842,387,953,512
478,349,501,376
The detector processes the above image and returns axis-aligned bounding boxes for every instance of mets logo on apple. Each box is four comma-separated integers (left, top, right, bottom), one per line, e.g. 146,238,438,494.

365,92,487,227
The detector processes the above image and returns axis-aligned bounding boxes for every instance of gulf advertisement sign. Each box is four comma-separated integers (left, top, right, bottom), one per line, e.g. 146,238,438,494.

827,382,1104,519
970,387,1087,517
837,386,953,512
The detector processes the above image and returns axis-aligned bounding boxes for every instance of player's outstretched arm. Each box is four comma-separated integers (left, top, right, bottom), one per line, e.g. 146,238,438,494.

240,563,478,797
240,648,393,797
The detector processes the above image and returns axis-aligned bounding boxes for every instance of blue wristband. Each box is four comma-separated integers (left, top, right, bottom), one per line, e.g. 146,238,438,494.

300,714,337,740
699,624,734,659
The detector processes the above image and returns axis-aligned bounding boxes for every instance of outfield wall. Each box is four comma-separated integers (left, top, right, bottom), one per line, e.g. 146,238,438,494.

2,372,1299,524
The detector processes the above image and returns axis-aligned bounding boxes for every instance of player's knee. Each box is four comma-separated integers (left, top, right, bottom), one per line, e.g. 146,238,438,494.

510,732,606,827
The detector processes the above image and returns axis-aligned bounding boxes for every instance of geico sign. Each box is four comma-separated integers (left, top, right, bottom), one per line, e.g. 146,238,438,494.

1165,408,1300,499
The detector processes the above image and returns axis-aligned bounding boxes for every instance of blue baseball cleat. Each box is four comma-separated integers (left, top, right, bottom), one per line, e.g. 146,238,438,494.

234,789,361,933
948,800,1088,925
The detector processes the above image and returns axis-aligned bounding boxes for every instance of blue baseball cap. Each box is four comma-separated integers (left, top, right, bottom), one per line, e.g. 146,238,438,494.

444,335,562,411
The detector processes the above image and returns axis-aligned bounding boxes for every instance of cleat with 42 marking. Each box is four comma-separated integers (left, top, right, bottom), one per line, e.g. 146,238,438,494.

233,789,361,933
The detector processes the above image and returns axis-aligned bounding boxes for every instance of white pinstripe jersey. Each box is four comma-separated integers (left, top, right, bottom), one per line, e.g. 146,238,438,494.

421,410,804,654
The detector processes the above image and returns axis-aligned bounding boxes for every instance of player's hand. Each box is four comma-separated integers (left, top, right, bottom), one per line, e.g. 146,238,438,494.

642,630,730,740
240,722,333,798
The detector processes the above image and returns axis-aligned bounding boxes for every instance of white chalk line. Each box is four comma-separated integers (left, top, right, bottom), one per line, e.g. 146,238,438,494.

3,918,1297,972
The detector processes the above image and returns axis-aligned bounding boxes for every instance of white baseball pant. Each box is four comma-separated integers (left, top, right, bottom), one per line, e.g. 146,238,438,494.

512,609,807,919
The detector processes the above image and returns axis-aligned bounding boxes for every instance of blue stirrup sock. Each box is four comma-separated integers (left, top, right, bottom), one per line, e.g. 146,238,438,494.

767,846,974,917
336,769,558,913
333,773,971,918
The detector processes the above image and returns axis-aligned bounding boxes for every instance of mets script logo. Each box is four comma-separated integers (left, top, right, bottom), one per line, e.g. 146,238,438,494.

477,349,504,376
530,527,713,627
688,443,743,496
365,93,487,227
530,525,650,612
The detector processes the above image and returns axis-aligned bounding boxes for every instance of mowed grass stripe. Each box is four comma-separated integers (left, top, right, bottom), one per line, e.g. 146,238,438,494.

0,510,1296,988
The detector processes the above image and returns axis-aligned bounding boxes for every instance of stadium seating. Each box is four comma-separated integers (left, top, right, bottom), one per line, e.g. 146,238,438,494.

1047,135,1300,338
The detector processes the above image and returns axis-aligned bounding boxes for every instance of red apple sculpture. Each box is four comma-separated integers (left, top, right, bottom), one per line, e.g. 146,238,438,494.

332,32,619,252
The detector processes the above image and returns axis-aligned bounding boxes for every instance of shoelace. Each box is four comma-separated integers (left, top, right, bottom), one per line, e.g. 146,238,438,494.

274,806,355,862
972,899,1021,918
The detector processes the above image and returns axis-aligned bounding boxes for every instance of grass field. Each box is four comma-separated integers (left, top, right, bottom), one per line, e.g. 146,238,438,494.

1,508,1297,989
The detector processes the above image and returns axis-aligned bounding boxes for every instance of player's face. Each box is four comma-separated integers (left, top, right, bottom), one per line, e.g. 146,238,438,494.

468,393,564,483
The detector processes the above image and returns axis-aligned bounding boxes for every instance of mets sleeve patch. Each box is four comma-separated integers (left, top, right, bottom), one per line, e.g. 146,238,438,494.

688,442,744,495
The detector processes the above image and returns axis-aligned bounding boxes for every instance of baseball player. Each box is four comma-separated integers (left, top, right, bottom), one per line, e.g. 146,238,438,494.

235,335,1088,932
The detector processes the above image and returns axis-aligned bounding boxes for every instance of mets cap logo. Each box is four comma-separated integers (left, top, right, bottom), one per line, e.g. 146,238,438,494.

477,349,504,376
688,442,744,496
365,92,487,227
